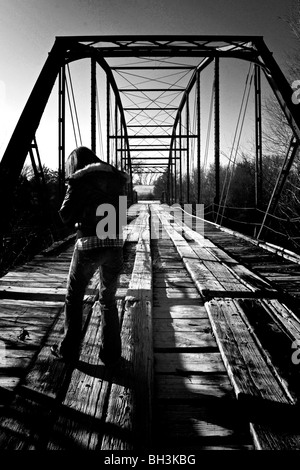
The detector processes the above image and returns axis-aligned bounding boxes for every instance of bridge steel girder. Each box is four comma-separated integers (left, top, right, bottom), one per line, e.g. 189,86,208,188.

167,57,213,205
253,38,300,142
68,35,300,141
196,69,201,204
91,57,97,153
214,56,220,209
0,39,66,232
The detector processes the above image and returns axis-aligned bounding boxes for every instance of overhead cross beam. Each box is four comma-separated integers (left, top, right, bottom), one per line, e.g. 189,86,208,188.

61,35,261,59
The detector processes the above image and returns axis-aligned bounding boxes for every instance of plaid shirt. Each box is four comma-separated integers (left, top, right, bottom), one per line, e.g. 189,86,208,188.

76,235,124,251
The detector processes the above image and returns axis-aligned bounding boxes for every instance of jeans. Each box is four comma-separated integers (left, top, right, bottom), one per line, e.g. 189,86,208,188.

59,244,123,358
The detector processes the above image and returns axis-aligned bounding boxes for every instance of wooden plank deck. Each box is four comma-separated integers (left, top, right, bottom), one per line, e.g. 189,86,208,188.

154,204,300,449
151,207,253,451
202,222,300,313
1,202,300,451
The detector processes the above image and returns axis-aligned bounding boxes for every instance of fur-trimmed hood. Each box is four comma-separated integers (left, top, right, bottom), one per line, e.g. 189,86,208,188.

59,147,129,235
69,162,130,183
59,160,129,231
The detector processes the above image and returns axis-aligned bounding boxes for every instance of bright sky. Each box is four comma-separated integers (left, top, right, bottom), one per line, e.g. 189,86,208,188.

0,0,298,171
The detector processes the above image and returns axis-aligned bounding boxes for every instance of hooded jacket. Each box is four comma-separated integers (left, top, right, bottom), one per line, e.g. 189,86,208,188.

59,151,130,240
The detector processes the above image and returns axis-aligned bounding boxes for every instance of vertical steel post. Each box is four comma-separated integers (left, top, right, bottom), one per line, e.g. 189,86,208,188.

170,148,174,204
214,57,220,210
174,137,177,203
254,64,262,210
115,99,118,168
128,143,134,203
197,69,201,204
91,58,97,154
186,94,190,204
106,77,110,163
58,65,66,200
179,116,183,204
120,123,124,170
166,166,170,204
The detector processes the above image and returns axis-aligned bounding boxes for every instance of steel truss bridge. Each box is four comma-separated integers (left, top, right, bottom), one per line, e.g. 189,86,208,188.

0,35,300,243
1,37,300,451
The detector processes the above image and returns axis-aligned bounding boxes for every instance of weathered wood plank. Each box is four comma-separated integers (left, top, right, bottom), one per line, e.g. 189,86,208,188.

183,261,226,296
0,285,97,301
235,298,300,403
153,303,208,319
262,298,300,342
202,221,300,306
205,297,300,449
154,374,234,400
171,213,275,296
0,298,61,317
154,352,226,374
154,287,201,300
207,246,238,264
202,260,250,292
0,394,53,450
1,272,67,281
101,206,153,451
206,298,291,404
0,299,64,394
154,329,216,349
228,263,277,293
0,286,67,301
186,244,218,262
0,281,66,289
153,318,212,332
154,277,195,288
250,422,300,450
125,206,152,242
100,318,143,450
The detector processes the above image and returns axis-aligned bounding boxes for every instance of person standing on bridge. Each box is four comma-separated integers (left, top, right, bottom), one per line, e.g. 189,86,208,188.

51,146,130,365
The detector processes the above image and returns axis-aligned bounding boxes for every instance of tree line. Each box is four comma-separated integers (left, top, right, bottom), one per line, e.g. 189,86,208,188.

0,166,67,276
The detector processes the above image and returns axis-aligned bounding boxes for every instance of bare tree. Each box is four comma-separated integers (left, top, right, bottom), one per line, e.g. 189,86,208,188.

263,0,300,154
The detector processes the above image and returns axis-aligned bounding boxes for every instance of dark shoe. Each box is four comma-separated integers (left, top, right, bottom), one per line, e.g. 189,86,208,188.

99,308,121,366
99,346,121,366
51,344,79,363
99,330,121,366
